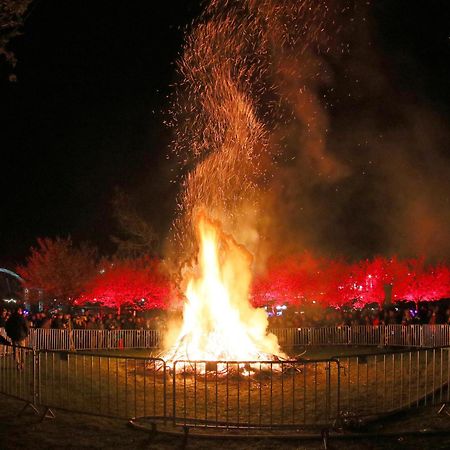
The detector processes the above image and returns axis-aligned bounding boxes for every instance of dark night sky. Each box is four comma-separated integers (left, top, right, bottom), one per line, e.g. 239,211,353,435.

0,0,449,266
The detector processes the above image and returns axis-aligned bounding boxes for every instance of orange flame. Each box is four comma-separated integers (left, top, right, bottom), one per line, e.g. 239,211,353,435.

164,213,284,366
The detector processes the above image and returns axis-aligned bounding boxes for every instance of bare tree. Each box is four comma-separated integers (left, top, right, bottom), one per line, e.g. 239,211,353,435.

111,190,159,259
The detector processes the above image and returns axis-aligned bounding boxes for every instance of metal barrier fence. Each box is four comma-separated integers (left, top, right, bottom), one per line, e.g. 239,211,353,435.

271,325,450,349
37,350,167,420
1,344,450,431
0,345,339,430
3,325,450,351
335,347,450,418
273,326,384,347
0,343,37,407
171,359,340,429
23,329,161,351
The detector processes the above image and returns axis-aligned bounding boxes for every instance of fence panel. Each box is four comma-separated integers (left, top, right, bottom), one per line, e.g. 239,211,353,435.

22,329,162,351
422,325,450,348
272,325,450,348
0,343,37,406
270,327,313,347
336,347,450,419
171,359,340,429
37,350,167,419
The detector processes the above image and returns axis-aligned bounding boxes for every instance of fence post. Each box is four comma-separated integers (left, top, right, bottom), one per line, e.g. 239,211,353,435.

336,360,341,423
172,361,177,426
33,349,39,408
162,360,167,425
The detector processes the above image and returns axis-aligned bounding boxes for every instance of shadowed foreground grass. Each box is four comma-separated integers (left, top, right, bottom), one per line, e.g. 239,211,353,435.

2,393,450,449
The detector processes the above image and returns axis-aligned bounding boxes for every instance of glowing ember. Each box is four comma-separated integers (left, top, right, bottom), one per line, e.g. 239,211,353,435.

163,213,285,368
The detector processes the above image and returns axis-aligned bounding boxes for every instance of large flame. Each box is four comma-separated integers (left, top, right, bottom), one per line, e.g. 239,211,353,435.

164,213,284,365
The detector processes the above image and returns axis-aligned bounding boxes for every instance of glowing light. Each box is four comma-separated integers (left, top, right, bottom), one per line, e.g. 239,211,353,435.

163,214,284,371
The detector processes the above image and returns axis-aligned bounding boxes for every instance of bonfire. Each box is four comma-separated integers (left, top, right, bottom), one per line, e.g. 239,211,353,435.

161,213,286,374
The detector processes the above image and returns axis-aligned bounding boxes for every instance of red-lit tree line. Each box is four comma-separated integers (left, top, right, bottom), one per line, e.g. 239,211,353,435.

16,238,450,311
252,253,450,308
16,237,173,311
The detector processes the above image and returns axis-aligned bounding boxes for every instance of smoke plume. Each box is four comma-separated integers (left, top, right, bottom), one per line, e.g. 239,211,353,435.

166,0,450,273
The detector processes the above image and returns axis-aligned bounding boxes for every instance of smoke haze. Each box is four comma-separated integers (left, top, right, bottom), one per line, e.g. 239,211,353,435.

166,0,450,272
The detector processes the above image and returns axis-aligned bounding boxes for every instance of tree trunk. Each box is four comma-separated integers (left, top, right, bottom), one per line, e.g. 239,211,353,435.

383,283,392,307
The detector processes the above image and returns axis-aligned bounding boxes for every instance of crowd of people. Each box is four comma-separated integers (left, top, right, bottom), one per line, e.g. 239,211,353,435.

1,301,450,333
0,308,167,331
267,301,450,328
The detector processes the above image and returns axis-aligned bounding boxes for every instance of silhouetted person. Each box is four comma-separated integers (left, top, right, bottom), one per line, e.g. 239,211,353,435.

51,313,64,329
5,307,30,369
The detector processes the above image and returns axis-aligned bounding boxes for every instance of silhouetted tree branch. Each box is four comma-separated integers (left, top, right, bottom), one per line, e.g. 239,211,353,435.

111,189,159,258
0,0,32,78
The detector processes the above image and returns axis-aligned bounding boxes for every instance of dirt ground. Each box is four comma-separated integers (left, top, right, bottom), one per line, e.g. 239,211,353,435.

2,394,450,449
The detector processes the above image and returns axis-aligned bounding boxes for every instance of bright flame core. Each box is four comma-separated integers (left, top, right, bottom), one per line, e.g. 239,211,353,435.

164,214,284,365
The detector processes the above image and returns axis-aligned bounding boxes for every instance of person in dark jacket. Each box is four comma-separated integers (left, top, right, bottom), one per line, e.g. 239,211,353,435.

51,313,64,329
5,307,30,369
0,308,8,327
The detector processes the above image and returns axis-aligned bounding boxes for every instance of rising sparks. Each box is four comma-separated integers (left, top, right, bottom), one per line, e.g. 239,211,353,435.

163,1,354,366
